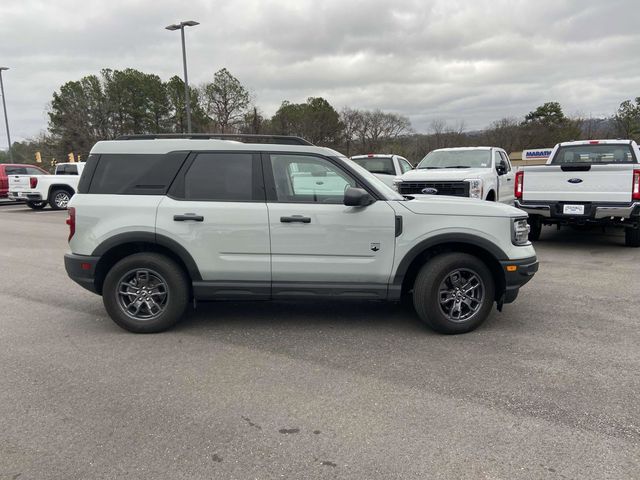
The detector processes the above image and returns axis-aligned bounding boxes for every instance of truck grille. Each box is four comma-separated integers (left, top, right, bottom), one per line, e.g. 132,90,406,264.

398,181,470,197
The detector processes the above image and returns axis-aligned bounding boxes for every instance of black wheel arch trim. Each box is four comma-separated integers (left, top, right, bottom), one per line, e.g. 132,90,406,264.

392,233,508,286
91,232,202,281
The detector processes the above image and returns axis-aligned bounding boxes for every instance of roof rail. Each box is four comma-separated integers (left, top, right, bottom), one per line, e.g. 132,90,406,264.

114,133,314,146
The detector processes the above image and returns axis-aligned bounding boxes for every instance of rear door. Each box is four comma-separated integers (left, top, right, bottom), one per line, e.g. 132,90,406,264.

155,151,271,298
264,153,397,298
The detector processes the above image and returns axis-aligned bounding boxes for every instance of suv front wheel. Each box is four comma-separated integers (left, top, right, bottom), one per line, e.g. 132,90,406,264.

413,253,495,334
102,253,189,333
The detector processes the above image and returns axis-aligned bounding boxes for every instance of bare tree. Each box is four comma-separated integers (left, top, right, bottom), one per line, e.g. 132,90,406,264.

202,68,250,133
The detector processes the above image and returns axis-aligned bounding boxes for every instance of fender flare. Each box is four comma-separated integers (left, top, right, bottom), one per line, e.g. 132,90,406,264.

392,232,508,287
91,231,202,281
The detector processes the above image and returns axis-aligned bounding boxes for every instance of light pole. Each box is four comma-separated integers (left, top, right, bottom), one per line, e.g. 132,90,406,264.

165,20,199,134
0,67,12,160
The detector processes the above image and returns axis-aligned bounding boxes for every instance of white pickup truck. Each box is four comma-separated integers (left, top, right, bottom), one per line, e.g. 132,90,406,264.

515,140,640,247
393,147,516,204
350,154,414,187
8,162,85,210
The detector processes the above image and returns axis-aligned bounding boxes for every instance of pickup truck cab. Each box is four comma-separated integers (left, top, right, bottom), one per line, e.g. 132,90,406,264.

8,162,85,210
350,154,413,187
515,140,640,247
64,134,537,335
394,147,515,204
0,163,47,198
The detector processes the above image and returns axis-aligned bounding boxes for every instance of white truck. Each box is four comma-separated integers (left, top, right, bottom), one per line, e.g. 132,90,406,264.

515,140,640,247
393,147,515,204
8,162,85,210
350,154,414,187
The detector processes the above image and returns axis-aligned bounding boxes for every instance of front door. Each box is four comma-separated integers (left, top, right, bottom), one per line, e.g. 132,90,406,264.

496,151,515,204
264,153,397,299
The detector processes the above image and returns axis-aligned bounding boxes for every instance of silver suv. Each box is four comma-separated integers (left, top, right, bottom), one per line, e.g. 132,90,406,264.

64,134,538,334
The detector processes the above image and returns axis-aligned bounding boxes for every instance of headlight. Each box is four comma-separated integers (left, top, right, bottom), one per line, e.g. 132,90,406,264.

512,217,530,245
392,178,402,192
465,179,483,199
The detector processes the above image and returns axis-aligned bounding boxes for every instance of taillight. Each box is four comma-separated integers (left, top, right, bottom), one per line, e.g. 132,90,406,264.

515,170,524,200
30,176,38,188
633,169,640,201
66,207,76,241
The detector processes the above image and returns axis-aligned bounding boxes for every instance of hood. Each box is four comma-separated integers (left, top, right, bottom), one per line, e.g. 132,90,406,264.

401,167,490,181
398,194,525,218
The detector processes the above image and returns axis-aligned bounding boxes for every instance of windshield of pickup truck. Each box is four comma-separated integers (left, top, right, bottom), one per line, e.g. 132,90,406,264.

351,156,395,175
339,157,404,200
417,150,491,169
551,144,636,164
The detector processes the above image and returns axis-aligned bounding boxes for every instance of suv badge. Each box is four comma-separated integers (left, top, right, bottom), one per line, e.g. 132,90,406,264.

421,187,438,194
370,242,380,252
567,178,583,184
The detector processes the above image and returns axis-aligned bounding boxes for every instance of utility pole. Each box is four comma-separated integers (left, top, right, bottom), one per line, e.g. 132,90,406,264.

0,67,12,160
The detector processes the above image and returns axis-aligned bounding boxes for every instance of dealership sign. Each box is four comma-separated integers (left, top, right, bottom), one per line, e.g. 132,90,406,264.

523,148,553,161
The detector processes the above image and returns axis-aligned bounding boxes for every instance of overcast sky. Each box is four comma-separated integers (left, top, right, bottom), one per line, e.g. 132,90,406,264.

1,0,639,144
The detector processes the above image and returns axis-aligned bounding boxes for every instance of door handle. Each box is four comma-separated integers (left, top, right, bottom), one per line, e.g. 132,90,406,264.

280,215,311,224
507,178,513,181
173,214,204,222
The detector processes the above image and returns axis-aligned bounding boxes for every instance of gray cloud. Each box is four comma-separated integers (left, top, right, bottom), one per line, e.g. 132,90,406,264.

0,0,639,143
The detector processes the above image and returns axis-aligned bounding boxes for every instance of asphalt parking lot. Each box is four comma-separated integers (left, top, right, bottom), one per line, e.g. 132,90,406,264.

1,202,639,480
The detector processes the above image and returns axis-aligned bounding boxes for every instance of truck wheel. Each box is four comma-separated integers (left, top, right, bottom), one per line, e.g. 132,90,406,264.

49,189,71,210
625,227,640,247
412,253,495,334
26,201,47,210
102,253,189,333
528,216,542,241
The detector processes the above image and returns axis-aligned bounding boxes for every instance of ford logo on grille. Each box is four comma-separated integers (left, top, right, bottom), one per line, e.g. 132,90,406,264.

568,178,583,184
421,187,438,195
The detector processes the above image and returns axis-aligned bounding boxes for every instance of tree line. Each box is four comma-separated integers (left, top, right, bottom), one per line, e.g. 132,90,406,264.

2,66,640,168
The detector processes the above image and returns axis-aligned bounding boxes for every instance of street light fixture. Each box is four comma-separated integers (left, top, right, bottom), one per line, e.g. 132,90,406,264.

0,67,12,160
165,20,199,134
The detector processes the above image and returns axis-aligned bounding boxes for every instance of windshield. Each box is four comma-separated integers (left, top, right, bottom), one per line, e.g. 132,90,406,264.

339,157,404,200
551,144,636,164
417,150,491,169
351,157,395,175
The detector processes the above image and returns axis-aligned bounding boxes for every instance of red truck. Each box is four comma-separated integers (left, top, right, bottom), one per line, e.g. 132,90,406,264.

0,164,48,198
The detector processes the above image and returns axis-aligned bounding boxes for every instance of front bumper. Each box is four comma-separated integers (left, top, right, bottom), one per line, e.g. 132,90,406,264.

515,200,640,221
500,255,538,305
8,191,43,201
64,253,100,294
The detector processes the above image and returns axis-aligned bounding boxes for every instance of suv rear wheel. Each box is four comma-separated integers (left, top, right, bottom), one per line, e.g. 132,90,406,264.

413,253,495,334
102,253,189,333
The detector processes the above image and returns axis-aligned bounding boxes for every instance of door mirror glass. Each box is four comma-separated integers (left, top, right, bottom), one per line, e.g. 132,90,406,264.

497,162,507,175
344,187,373,207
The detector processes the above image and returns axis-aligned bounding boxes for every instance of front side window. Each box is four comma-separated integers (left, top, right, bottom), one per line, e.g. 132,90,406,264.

270,154,355,203
399,158,413,174
499,152,512,172
5,166,27,175
417,150,491,169
184,153,255,201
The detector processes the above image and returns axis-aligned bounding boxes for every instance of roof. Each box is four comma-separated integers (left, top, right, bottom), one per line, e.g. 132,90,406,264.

90,139,342,157
432,147,495,152
557,139,634,146
351,154,395,159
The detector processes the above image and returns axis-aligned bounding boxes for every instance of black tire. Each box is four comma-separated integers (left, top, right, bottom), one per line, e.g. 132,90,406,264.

412,253,495,334
528,216,542,241
49,189,72,210
485,191,496,202
102,253,189,333
26,201,47,210
625,227,640,247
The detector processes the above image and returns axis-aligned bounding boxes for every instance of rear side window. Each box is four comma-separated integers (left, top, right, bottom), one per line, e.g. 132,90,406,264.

56,164,78,175
182,153,260,201
88,153,187,195
26,167,45,175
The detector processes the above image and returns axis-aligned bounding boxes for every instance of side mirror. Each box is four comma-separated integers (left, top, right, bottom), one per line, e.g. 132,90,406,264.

497,163,507,175
344,187,373,207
